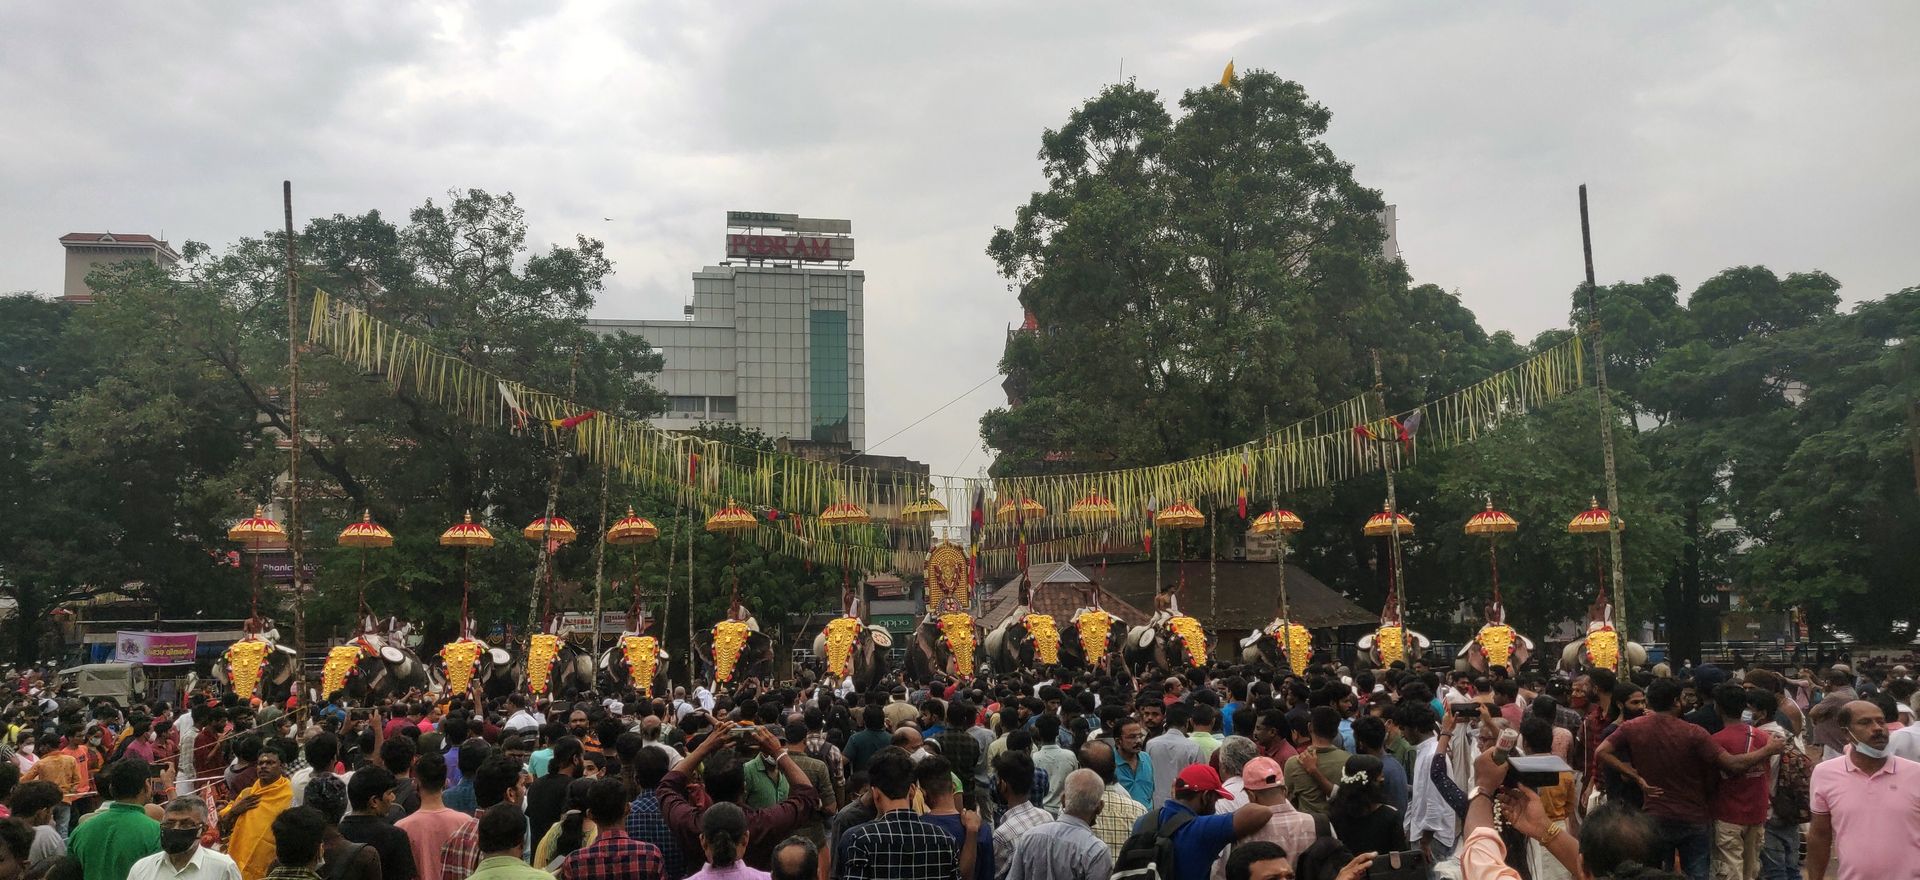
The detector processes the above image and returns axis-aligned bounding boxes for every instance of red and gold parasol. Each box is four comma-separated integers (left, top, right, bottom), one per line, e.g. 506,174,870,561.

1154,499,1205,531
1068,493,1119,519
996,496,1046,520
338,510,394,629
605,507,660,546
900,492,949,523
1465,500,1519,537
818,499,873,527
440,512,495,548
1363,504,1414,537
522,516,578,545
440,512,494,642
705,499,758,533
1566,497,1621,535
228,506,286,545
1249,508,1305,535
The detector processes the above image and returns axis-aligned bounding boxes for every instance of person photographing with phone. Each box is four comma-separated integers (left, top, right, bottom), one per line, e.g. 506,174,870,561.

658,718,821,872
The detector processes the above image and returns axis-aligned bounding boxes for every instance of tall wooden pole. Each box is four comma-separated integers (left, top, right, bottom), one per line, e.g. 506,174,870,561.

283,181,307,676
1579,185,1629,633
1369,350,1406,622
589,460,611,663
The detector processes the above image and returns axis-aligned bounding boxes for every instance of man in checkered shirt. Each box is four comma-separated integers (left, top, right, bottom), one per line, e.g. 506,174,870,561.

558,777,663,880
834,748,976,880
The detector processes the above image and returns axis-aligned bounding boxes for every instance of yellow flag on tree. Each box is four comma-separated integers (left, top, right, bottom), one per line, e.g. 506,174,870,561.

1220,59,1235,88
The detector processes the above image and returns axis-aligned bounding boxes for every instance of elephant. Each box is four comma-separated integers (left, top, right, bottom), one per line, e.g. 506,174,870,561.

1559,602,1648,673
1061,608,1122,671
211,618,300,704
694,610,776,684
906,613,983,683
1455,601,1536,673
1122,617,1207,673
1355,615,1432,670
337,615,434,701
983,611,1041,673
1239,617,1318,671
598,632,675,696
812,622,893,693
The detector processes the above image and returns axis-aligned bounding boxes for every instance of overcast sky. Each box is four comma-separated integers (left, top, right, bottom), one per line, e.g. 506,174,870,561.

4,2,1915,480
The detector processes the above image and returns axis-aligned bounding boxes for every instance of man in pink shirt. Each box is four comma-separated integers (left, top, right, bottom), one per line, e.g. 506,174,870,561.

1807,700,1920,880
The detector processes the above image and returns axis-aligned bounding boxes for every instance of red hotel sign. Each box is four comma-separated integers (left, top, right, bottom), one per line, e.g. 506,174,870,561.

726,233,854,262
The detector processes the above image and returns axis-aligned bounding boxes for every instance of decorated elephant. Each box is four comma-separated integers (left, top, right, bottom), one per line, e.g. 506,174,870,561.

213,617,300,704
330,614,434,701
600,622,674,696
697,605,775,685
1559,601,1648,673
1063,607,1122,670
1355,611,1431,670
1240,616,1318,675
440,614,518,699
907,611,983,682
1122,589,1210,672
984,609,1066,673
522,621,598,698
1456,600,1535,673
812,619,893,692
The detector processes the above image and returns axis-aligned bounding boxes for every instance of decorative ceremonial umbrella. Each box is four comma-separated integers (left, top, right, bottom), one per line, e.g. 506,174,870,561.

1363,502,1413,626
1068,493,1118,519
1464,498,1519,604
1568,497,1623,603
337,510,394,627
228,505,286,621
900,492,949,523
440,512,495,638
1251,507,1305,619
996,497,1046,520
606,507,660,625
523,515,577,629
819,499,873,615
706,498,758,611
1155,499,1206,591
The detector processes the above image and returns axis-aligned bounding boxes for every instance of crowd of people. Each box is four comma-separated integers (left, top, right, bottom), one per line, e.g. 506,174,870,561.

0,653,1908,880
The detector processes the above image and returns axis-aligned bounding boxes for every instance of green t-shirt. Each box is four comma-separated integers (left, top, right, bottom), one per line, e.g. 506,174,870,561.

69,801,161,880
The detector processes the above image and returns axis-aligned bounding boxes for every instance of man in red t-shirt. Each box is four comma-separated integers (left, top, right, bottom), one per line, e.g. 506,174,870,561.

1708,684,1770,880
1597,678,1783,880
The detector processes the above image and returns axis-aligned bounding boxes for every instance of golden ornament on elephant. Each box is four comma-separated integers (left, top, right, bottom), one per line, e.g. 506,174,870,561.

1024,614,1060,666
1279,622,1313,676
1375,625,1407,666
939,612,977,675
526,633,561,694
321,645,362,698
1476,624,1519,670
1585,628,1621,671
1167,615,1209,667
226,639,271,697
440,639,484,694
1076,610,1113,660
622,635,659,692
822,617,863,679
712,620,751,683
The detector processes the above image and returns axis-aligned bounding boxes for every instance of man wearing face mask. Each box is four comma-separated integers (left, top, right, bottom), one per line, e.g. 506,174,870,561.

1806,700,1920,880
128,796,243,880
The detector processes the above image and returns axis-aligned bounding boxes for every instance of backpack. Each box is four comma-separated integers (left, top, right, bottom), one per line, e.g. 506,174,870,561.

1772,736,1812,825
1113,809,1196,880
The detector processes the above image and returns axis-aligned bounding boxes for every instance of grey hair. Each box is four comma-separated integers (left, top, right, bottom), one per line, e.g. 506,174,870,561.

1217,736,1259,780
1062,768,1105,818
163,795,209,818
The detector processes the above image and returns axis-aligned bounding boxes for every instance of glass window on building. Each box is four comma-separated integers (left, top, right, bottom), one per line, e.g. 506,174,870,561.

809,310,850,444
667,395,704,417
708,396,737,417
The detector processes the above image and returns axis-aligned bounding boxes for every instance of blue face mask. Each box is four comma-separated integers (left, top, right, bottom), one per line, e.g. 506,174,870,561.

1854,735,1888,760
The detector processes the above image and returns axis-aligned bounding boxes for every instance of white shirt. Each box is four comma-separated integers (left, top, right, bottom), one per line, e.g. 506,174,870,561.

1407,736,1458,848
1886,725,1920,763
694,686,716,711
504,709,544,732
126,846,244,880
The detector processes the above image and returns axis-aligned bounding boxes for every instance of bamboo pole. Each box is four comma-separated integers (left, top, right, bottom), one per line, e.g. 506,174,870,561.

589,460,611,663
283,181,307,680
1579,185,1629,633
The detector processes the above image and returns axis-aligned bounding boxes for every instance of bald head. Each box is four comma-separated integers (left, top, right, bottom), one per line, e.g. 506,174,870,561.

1078,739,1117,785
1841,700,1889,753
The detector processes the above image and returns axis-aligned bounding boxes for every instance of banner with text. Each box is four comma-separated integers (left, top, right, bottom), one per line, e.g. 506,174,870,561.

114,631,198,665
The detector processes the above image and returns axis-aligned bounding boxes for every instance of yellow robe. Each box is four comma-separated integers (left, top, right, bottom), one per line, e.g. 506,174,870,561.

221,775,292,880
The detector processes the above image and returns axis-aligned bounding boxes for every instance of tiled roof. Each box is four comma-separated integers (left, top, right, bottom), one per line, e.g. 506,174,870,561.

61,232,166,245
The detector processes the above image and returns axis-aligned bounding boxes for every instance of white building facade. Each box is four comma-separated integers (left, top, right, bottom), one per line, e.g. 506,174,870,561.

589,214,865,450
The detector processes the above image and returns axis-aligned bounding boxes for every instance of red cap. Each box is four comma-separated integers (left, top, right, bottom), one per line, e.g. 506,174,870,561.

1175,764,1233,799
